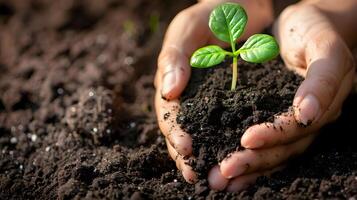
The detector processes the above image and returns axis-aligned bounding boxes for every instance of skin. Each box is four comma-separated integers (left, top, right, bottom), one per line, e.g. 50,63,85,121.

155,0,357,191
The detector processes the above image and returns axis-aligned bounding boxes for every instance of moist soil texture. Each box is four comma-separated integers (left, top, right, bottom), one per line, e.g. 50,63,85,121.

0,0,356,199
177,58,303,176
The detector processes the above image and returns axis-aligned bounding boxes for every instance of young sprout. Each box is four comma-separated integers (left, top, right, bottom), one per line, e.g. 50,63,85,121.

190,3,279,91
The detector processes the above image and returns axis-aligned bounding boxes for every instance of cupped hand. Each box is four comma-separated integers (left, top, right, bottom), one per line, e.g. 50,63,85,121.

154,0,273,185
217,2,356,191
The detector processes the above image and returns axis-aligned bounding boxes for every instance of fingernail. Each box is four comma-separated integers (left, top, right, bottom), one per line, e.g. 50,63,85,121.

295,94,320,125
161,67,177,97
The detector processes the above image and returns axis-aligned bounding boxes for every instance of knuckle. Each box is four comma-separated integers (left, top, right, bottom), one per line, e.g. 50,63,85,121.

283,4,318,18
280,4,300,21
158,50,171,71
175,7,197,25
157,53,178,82
158,46,183,72
282,50,305,69
308,34,338,54
315,73,339,101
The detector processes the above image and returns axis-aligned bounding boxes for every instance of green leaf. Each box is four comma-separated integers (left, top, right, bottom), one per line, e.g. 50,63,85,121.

239,34,279,63
190,45,226,68
209,3,247,44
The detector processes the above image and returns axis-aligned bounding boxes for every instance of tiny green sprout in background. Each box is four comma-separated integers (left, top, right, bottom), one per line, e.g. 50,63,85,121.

149,12,160,34
190,3,279,91
123,20,136,36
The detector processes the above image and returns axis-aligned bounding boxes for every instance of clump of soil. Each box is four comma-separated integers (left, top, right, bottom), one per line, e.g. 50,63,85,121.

0,0,356,199
177,59,303,175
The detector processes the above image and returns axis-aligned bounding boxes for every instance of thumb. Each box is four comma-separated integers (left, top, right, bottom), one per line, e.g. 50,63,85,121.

293,31,354,125
157,3,218,100
157,46,191,100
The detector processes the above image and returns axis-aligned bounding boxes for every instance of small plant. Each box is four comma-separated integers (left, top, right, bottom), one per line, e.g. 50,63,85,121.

190,3,279,91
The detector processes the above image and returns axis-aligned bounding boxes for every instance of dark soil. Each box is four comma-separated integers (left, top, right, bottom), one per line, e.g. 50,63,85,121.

177,59,303,176
0,0,356,199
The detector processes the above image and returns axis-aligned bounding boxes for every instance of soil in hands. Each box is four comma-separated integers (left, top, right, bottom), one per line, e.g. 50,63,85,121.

177,58,303,176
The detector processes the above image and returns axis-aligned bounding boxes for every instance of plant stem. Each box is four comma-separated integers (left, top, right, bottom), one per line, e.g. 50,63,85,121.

231,56,238,91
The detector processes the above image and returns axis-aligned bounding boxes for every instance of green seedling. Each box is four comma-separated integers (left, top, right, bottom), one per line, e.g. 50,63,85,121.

190,3,279,91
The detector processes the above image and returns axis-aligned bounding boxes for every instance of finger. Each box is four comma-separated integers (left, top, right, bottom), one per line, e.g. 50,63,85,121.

220,134,315,179
166,138,197,183
158,45,191,100
293,32,354,125
155,89,192,156
241,58,355,149
157,3,216,100
226,165,285,192
241,113,309,149
208,165,229,191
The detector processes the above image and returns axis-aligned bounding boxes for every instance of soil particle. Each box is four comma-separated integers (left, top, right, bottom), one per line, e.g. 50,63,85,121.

164,112,170,120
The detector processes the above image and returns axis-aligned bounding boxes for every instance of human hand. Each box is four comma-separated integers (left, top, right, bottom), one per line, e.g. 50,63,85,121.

217,1,356,191
154,0,274,184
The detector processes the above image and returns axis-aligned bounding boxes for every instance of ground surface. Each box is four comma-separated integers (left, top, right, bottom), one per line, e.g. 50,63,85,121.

0,0,356,199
